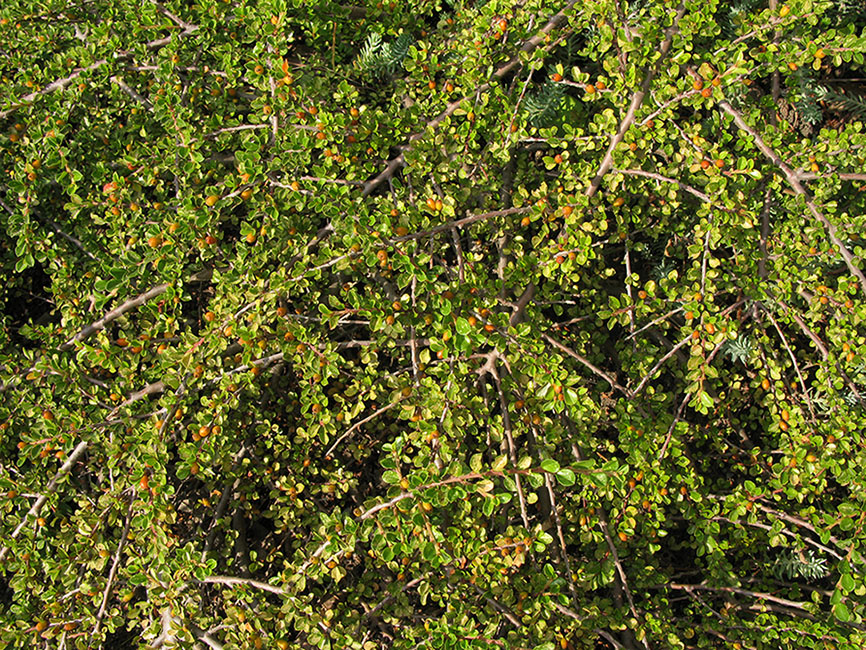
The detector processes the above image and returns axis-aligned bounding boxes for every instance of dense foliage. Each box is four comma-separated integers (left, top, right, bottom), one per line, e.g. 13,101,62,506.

2,1,866,648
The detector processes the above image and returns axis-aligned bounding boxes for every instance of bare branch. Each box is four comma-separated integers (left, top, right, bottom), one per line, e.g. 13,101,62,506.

586,3,686,198
362,2,577,196
61,283,171,351
92,490,136,639
718,99,866,294
110,75,154,111
632,334,691,397
613,168,714,204
0,15,199,119
0,440,89,562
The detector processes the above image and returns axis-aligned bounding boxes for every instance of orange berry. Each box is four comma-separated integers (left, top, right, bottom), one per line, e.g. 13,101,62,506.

693,79,704,91
702,87,712,98
585,84,596,95
551,73,563,82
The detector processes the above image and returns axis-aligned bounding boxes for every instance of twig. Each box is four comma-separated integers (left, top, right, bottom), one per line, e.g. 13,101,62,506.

761,309,815,420
324,401,403,457
707,514,843,563
717,99,866,294
758,188,772,280
669,583,812,611
613,168,714,204
365,576,425,618
361,2,577,196
92,489,136,639
753,500,864,565
769,298,864,407
567,438,646,650
586,3,686,198
624,243,636,349
797,171,866,182
472,584,522,628
0,198,99,261
61,284,171,351
493,363,530,530
0,441,89,562
450,227,465,283
599,515,648,649
410,276,419,385
658,391,691,461
543,473,581,610
392,206,530,243
148,0,198,32
201,446,248,560
110,75,154,111
624,307,683,341
541,333,646,415
0,20,199,119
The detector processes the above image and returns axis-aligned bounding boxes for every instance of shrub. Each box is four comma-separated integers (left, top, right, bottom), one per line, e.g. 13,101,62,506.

1,1,865,649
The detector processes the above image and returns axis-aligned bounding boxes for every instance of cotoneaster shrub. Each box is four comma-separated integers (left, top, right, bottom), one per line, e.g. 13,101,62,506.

1,1,865,649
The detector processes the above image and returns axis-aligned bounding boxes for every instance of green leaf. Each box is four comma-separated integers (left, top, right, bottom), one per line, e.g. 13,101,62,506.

540,459,560,473
834,601,850,622
556,468,576,486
